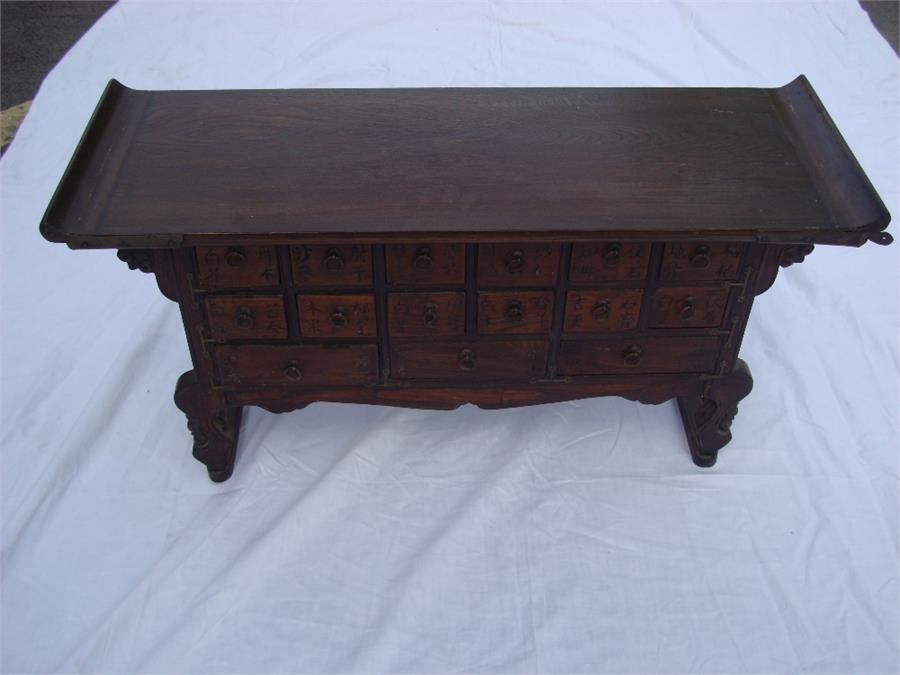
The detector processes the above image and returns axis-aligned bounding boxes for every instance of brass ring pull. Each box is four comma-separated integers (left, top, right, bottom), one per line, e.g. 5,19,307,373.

458,348,476,370
505,300,524,322
283,361,303,381
591,300,610,321
505,249,525,274
679,297,696,321
603,243,622,267
225,247,246,267
422,302,438,326
324,247,344,273
331,305,348,327
413,246,434,272
691,245,711,268
235,306,255,328
622,345,642,367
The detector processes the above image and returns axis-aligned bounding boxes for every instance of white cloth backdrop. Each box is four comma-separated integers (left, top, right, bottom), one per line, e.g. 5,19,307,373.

1,1,898,672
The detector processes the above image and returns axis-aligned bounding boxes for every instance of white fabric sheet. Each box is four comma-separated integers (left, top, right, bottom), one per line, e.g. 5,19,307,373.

1,1,898,671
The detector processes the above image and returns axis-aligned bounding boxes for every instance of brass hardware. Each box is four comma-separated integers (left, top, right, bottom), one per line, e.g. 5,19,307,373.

591,300,611,321
413,246,433,271
224,247,246,267
505,249,525,274
505,300,524,322
622,345,642,367
283,361,303,381
679,296,696,321
235,306,255,328
458,348,476,370
690,245,711,268
331,305,348,327
708,316,741,349
723,266,754,303
323,247,344,273
603,243,622,266
422,302,438,326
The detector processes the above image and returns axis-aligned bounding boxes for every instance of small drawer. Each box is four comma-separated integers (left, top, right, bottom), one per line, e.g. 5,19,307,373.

570,242,651,282
386,244,465,286
557,337,719,375
390,340,549,381
205,295,287,341
298,294,376,338
291,244,372,287
563,289,642,333
648,287,729,328
478,291,554,335
477,243,560,287
660,242,743,282
388,292,465,337
196,246,279,288
214,344,378,387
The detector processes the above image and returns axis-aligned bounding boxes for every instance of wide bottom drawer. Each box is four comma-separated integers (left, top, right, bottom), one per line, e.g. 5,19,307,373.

214,344,379,387
558,337,719,375
391,340,549,381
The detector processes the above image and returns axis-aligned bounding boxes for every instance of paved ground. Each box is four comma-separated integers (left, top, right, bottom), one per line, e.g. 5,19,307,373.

1,0,897,154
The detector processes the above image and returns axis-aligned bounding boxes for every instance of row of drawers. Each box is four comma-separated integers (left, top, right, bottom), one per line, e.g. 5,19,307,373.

214,336,720,387
195,241,745,289
205,286,730,341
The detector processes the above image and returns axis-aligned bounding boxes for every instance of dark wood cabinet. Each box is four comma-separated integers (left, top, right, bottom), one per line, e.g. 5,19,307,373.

41,78,892,481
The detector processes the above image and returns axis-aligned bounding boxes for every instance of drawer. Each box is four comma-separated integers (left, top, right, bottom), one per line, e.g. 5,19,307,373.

563,289,643,333
291,244,372,287
205,295,287,341
570,242,651,282
196,246,279,288
388,292,465,337
214,344,379,387
648,287,729,328
660,242,743,282
386,244,465,286
298,294,376,338
477,243,560,287
390,340,549,381
558,337,719,375
478,291,554,335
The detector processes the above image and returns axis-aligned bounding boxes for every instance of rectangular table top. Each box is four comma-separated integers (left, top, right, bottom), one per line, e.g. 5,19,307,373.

40,77,890,248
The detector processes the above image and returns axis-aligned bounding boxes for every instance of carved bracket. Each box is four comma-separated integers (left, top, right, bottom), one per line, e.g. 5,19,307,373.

117,249,179,302
117,249,154,273
780,244,814,268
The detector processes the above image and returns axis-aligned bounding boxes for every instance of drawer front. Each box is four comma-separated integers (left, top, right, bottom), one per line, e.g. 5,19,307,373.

291,244,372,287
298,294,376,338
390,340,549,380
563,289,643,333
205,295,287,341
386,244,465,286
477,243,560,287
570,242,651,282
648,287,729,328
215,344,378,387
660,242,743,282
196,246,279,288
388,292,465,337
558,337,719,375
478,291,554,335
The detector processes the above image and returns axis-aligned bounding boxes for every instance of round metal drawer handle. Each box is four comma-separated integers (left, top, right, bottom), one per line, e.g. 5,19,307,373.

505,249,525,274
225,247,246,267
458,348,476,370
505,300,524,322
603,243,622,267
235,306,255,328
422,302,438,326
679,297,696,321
413,246,434,272
283,361,303,381
324,247,344,273
331,305,348,327
691,245,711,268
591,300,611,321
622,345,643,367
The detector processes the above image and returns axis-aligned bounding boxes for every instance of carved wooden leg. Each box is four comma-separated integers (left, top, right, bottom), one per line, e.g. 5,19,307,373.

677,359,753,467
173,370,243,482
